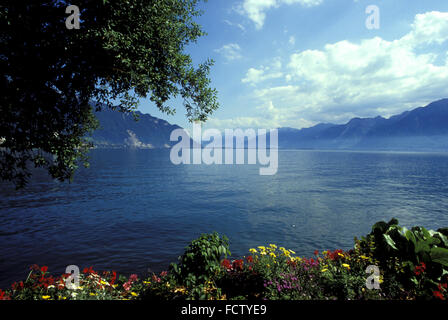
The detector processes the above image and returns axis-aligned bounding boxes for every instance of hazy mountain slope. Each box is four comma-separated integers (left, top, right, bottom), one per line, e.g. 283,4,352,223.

90,108,184,148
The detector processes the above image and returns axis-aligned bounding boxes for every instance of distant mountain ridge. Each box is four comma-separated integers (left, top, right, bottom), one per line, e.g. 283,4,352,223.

275,98,448,151
89,99,448,151
90,108,183,149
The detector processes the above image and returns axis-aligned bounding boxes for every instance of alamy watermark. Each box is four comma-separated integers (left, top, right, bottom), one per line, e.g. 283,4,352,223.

366,265,381,290
366,5,380,30
65,5,80,29
169,123,278,175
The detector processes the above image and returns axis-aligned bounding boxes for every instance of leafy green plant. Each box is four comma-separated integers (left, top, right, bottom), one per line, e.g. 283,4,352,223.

169,232,230,299
357,218,448,299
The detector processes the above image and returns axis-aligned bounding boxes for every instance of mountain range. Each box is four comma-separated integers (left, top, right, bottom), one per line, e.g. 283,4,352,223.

274,98,448,151
89,98,448,151
89,108,183,149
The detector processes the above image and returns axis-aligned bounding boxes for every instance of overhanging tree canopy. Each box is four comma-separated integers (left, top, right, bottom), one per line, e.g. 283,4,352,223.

0,0,218,188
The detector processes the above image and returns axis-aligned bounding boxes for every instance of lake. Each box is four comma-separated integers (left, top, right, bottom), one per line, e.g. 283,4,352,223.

1,149,448,288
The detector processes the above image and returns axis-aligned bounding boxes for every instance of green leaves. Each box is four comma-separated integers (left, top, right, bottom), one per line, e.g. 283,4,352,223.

430,247,448,267
169,232,230,299
383,234,398,250
1,0,218,188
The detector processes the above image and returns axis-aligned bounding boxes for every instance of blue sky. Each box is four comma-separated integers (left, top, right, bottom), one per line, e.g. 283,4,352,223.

138,0,448,131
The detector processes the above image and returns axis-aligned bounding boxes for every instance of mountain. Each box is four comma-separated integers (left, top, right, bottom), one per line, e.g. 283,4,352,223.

275,99,448,151
89,108,185,148
89,99,448,151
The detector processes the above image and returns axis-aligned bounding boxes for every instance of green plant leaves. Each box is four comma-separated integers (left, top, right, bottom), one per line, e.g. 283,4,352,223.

383,234,398,250
430,247,448,267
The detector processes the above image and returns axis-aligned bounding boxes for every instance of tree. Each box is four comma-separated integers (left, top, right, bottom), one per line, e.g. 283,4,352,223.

0,0,218,188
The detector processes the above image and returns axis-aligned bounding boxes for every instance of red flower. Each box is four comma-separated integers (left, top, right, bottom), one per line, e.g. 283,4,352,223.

110,271,117,285
221,259,232,270
83,266,95,274
160,271,168,277
314,250,319,256
433,290,445,300
324,249,344,261
232,259,244,271
40,266,48,274
414,262,427,276
246,255,254,263
0,289,10,300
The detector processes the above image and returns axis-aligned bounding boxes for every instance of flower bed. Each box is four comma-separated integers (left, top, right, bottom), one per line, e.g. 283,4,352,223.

1,219,448,300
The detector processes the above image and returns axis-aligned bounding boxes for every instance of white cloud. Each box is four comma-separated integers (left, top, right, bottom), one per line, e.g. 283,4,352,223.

214,43,243,61
242,57,283,85
242,68,283,85
223,19,246,33
243,11,448,126
289,36,296,45
204,101,313,130
238,0,323,30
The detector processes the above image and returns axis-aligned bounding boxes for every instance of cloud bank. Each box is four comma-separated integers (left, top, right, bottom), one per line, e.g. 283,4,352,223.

238,0,323,29
232,11,448,128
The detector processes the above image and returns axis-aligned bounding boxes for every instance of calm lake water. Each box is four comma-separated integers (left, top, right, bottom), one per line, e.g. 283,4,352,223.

1,149,448,288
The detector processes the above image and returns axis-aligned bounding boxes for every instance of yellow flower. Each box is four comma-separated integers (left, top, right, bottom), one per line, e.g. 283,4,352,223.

100,280,108,286
338,253,345,258
342,263,350,270
249,248,257,254
289,249,296,255
131,292,138,297
42,295,51,300
89,293,96,296
174,287,187,294
360,255,369,260
258,246,266,251
266,264,270,268
279,247,286,252
321,268,328,272
260,251,267,255
143,281,151,285
269,252,276,258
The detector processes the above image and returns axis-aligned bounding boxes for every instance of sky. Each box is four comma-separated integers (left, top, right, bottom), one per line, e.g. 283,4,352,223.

137,0,448,131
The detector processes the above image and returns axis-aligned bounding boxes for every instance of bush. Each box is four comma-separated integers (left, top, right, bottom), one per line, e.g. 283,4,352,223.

1,220,448,301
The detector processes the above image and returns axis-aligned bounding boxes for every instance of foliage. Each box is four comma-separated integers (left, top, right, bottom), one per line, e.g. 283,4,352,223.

168,232,230,299
2,265,145,300
355,218,448,299
0,0,218,188
2,221,448,301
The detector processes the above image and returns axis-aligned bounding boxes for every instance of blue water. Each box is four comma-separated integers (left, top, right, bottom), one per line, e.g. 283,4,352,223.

1,149,448,288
